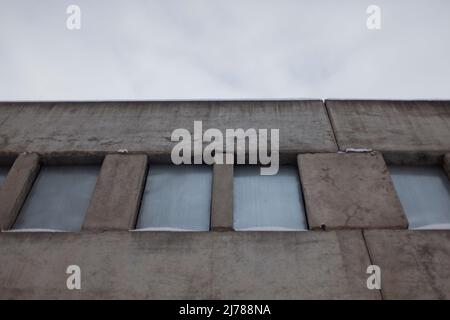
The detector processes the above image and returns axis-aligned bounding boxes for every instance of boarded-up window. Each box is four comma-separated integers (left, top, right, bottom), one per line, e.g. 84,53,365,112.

389,166,450,229
12,166,100,232
136,165,212,231
233,165,307,231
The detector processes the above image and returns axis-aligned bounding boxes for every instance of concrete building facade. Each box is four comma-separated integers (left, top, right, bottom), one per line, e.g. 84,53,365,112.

0,100,449,299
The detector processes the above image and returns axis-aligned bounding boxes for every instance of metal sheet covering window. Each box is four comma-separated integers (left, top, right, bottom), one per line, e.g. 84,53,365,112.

389,165,450,230
233,165,308,231
136,165,213,231
12,166,100,232
0,166,9,189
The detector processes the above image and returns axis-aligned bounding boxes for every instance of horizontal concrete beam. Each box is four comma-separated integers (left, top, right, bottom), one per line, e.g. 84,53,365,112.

83,154,148,231
326,100,450,154
298,152,408,230
0,153,40,231
364,230,450,299
0,101,337,156
0,231,379,299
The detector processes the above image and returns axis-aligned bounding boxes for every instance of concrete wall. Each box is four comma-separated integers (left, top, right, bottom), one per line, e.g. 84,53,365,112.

0,231,378,299
0,100,449,299
326,100,450,164
0,100,337,162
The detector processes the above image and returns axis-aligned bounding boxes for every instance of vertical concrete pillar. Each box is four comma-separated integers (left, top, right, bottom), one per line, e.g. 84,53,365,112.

210,156,234,231
82,154,148,231
444,153,450,180
0,153,40,231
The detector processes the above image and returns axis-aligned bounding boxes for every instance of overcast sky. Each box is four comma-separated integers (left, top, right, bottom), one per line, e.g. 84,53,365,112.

0,0,449,101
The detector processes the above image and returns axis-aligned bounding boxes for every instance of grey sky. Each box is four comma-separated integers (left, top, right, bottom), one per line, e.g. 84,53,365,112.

0,0,449,100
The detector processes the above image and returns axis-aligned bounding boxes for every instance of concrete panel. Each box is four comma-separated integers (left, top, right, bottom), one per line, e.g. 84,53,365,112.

326,100,450,154
364,230,450,299
0,231,379,299
0,153,40,231
82,154,148,231
444,153,450,179
211,162,233,231
298,153,408,230
0,101,337,158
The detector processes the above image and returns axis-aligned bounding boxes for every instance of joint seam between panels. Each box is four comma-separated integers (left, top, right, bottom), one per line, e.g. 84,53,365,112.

323,100,341,152
361,229,385,300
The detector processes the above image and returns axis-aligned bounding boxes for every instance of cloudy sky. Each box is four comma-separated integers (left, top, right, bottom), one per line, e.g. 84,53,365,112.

0,0,449,100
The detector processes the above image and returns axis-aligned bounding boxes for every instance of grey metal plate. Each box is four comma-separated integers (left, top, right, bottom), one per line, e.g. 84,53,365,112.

12,166,100,232
136,165,213,231
389,166,450,229
233,165,307,231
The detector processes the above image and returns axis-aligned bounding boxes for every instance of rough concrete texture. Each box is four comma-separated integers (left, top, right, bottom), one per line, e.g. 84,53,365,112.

326,100,450,154
382,151,445,166
83,154,148,231
0,153,40,231
444,153,450,179
211,163,234,231
0,101,337,158
0,231,379,299
364,230,450,299
298,153,408,230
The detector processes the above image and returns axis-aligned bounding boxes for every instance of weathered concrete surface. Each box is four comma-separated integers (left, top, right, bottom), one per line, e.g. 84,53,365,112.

382,151,445,166
444,153,450,179
326,100,450,155
211,162,234,231
0,153,40,231
82,154,148,231
298,153,408,230
0,231,379,299
0,101,337,160
364,230,450,299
